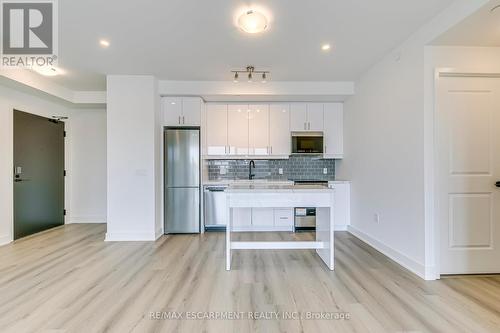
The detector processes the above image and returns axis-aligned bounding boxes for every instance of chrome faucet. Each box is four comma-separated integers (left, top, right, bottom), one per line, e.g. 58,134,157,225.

249,160,256,180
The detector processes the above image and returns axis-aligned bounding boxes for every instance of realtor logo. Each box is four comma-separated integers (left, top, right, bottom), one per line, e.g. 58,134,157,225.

1,0,58,68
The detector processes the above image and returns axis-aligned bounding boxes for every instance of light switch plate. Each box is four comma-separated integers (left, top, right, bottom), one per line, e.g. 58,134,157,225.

323,168,328,174
278,168,283,175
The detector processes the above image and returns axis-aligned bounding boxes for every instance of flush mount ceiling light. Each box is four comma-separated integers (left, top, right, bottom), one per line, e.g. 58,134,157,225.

232,66,270,83
238,10,268,34
32,66,64,76
99,39,110,48
321,43,331,51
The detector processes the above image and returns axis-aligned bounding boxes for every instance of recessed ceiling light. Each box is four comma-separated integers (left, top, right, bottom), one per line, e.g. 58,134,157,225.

99,39,110,48
32,66,64,76
321,44,331,51
238,10,268,34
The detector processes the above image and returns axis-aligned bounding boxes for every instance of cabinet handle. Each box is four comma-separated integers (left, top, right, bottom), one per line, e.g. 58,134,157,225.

270,146,273,154
178,116,181,124
182,116,185,124
308,122,311,130
225,146,227,154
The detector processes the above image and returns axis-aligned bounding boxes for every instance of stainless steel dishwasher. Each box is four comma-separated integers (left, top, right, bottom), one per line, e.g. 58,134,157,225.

203,185,228,230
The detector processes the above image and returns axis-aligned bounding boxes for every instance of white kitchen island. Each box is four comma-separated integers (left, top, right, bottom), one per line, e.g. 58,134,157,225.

225,184,335,270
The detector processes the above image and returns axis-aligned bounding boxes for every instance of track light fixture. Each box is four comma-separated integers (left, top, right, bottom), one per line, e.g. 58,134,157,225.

231,66,269,83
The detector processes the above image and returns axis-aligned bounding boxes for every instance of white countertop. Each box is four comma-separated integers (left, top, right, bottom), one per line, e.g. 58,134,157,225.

203,179,294,186
328,180,351,184
226,184,333,193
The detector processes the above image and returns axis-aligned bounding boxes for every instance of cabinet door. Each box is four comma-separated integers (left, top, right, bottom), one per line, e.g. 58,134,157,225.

182,97,201,126
290,103,307,131
269,104,290,156
251,208,274,228
206,104,228,155
307,103,324,131
274,208,294,230
232,208,252,229
323,103,343,158
248,104,269,155
162,97,182,125
227,104,249,155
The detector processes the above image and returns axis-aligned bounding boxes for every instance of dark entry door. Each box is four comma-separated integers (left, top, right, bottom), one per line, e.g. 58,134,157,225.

14,110,65,239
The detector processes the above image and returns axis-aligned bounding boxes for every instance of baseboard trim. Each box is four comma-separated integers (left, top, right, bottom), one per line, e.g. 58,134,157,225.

68,216,106,224
0,234,12,246
334,225,348,231
347,225,426,280
155,227,163,240
105,232,157,242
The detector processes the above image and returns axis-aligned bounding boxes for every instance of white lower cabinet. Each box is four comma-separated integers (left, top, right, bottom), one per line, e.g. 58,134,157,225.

274,208,294,230
251,208,274,228
231,207,294,231
231,208,252,229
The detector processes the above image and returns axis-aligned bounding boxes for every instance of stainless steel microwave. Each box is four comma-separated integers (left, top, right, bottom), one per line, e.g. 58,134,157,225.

291,132,324,154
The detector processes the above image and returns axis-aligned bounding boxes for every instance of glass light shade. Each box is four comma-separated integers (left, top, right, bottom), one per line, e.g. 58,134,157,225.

238,10,268,34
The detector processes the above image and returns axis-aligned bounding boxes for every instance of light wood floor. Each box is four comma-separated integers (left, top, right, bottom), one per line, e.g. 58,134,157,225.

1,224,500,333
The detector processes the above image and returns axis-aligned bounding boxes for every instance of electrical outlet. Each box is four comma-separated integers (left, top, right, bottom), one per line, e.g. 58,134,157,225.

323,168,328,175
374,213,380,223
278,168,283,175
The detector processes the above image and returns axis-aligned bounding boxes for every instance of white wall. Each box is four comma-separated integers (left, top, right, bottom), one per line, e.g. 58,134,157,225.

68,109,107,223
336,0,489,279
0,84,107,245
106,75,161,241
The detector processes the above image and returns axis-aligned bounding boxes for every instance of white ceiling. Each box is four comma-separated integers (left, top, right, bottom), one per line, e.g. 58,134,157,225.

48,0,455,91
432,0,500,47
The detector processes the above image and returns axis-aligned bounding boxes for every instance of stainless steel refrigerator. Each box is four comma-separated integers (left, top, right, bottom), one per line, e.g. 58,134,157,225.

164,128,200,233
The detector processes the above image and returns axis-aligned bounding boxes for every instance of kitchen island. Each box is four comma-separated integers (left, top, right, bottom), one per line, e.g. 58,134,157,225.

225,184,335,270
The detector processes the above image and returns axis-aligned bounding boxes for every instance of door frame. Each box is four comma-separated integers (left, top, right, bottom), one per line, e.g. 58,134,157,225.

430,70,500,279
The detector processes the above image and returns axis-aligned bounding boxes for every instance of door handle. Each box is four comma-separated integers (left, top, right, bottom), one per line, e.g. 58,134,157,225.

496,181,500,188
14,178,30,182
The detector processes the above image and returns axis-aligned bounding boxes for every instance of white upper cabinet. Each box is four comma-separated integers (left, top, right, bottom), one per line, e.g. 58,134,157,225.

162,97,182,125
206,104,228,155
323,103,344,158
269,104,290,156
203,102,342,159
182,97,202,126
162,96,201,126
290,103,308,131
307,103,324,131
227,104,249,155
249,104,270,155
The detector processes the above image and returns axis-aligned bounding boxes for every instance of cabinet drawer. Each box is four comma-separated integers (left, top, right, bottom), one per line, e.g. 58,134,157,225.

274,208,293,227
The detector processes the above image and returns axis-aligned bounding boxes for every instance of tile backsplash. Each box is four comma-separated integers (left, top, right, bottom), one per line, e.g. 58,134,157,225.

207,156,335,181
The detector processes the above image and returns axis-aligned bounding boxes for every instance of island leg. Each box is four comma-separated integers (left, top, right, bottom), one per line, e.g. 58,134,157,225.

226,196,231,271
316,205,335,270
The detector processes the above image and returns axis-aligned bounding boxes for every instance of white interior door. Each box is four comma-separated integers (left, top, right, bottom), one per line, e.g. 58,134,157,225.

437,76,500,274
248,104,269,155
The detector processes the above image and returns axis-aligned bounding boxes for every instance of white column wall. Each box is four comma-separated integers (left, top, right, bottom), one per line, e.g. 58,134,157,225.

105,75,161,241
